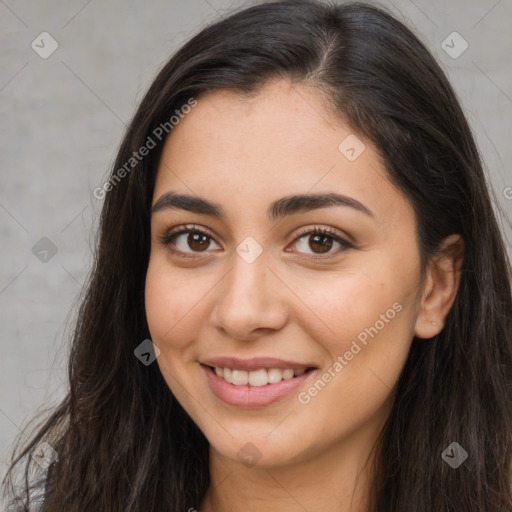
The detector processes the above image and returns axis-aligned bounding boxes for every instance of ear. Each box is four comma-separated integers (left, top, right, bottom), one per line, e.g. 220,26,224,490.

414,234,465,339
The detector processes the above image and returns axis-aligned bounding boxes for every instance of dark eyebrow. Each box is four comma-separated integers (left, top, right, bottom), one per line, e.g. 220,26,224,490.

151,191,374,220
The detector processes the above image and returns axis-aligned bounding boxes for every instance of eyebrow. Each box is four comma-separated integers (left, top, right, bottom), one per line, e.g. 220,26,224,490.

151,191,374,220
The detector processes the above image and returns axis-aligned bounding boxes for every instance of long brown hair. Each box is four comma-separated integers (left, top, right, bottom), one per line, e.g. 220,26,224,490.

3,1,512,510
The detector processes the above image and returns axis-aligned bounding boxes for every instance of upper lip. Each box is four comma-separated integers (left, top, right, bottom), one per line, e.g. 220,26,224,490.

200,356,317,372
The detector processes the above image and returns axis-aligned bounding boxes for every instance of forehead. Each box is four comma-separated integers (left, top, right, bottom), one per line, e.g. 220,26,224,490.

158,80,349,177
152,79,409,225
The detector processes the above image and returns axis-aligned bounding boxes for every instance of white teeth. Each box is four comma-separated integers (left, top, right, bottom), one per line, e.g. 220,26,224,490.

231,370,248,385
267,368,283,384
212,366,310,386
248,368,268,387
282,369,294,380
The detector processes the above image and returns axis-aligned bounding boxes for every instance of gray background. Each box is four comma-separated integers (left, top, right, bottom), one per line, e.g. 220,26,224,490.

1,0,511,487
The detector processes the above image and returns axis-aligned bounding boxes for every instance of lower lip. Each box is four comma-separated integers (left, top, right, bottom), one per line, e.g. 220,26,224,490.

201,364,316,408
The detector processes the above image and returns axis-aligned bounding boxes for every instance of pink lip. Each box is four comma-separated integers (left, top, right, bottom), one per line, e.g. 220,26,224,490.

200,356,316,372
201,363,317,408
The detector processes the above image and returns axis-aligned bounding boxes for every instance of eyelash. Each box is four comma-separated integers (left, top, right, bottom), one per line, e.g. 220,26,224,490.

156,224,353,260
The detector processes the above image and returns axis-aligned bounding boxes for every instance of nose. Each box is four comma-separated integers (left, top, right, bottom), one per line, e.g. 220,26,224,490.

210,251,288,341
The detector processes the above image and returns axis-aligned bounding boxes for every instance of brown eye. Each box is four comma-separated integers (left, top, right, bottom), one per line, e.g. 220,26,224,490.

158,226,221,257
308,233,334,254
290,227,352,257
186,232,211,252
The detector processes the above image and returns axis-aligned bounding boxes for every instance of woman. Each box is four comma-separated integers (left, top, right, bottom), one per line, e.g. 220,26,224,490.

3,1,511,510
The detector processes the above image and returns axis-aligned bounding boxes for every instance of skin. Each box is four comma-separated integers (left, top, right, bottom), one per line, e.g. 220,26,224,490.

145,79,463,512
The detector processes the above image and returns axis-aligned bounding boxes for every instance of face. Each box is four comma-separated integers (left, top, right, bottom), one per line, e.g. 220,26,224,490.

145,79,426,470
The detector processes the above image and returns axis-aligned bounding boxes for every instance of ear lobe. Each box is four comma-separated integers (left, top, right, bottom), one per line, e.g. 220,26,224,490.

414,234,465,339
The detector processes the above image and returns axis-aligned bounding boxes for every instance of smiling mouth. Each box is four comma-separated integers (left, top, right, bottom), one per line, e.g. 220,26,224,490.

204,364,316,387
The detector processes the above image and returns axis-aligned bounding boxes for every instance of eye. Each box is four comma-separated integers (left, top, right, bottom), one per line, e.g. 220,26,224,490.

157,224,353,259
157,224,220,258
287,226,352,258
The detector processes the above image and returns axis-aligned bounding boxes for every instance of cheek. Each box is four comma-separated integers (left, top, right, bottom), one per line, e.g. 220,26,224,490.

295,260,418,394
144,258,209,406
296,267,408,350
144,258,205,349
291,280,415,451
